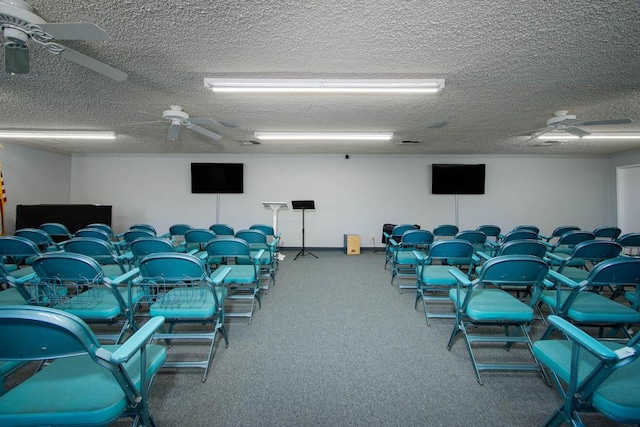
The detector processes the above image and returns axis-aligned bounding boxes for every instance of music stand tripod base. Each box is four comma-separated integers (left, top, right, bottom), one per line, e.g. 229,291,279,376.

292,200,318,260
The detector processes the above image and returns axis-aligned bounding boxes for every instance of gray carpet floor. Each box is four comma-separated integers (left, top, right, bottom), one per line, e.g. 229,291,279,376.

143,250,623,427
3,250,625,426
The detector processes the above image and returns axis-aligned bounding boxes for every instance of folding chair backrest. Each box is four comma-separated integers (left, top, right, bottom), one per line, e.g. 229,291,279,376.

129,224,157,235
617,233,640,257
551,230,595,250
433,224,459,240
75,228,112,242
249,224,275,236
583,257,640,289
31,252,104,283
206,237,252,258
567,240,622,263
454,230,487,250
550,225,581,239
64,237,118,261
169,224,193,237
14,228,55,251
501,229,539,243
0,306,99,360
39,223,73,240
498,239,548,258
478,255,549,287
593,226,622,240
235,229,268,245
209,224,235,237
130,237,176,258
476,225,500,241
184,229,217,251
0,236,41,265
85,223,116,239
400,229,434,247
512,225,540,234
138,252,207,282
123,229,156,244
426,239,475,262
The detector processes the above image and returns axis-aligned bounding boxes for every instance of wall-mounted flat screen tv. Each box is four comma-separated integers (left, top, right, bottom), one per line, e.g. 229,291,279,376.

191,163,244,194
431,163,486,195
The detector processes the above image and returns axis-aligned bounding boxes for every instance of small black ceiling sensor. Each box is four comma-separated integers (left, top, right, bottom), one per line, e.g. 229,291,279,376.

345,154,350,159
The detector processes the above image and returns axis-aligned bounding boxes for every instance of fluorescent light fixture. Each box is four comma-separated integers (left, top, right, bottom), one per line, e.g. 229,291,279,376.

537,133,640,140
0,130,116,140
254,132,394,141
205,78,444,94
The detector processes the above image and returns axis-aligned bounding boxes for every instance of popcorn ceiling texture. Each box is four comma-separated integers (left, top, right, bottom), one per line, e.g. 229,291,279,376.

1,0,639,155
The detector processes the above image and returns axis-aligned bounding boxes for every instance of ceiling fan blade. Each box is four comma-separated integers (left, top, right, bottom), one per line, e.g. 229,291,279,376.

566,127,590,137
4,43,29,74
185,124,222,140
188,118,217,127
508,127,547,137
522,128,554,143
38,23,109,41
576,119,632,126
168,124,180,141
427,120,448,129
58,46,127,81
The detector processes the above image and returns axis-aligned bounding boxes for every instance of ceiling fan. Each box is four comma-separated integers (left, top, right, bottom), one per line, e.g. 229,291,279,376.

131,105,223,142
511,110,632,141
0,0,127,81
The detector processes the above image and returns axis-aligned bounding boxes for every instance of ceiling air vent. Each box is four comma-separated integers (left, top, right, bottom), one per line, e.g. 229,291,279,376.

399,140,421,145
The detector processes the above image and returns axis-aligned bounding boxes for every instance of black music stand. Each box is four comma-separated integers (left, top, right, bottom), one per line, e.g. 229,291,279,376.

292,200,318,260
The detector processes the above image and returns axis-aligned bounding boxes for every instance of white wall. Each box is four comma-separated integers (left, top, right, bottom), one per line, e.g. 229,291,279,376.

0,142,72,234
610,149,640,235
70,153,611,247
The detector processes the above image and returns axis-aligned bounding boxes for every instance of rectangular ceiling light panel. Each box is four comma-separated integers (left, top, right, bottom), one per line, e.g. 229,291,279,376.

0,130,116,139
205,78,445,94
537,133,640,140
254,132,394,141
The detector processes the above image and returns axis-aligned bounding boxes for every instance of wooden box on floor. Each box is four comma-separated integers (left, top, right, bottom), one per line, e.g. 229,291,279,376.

344,234,360,255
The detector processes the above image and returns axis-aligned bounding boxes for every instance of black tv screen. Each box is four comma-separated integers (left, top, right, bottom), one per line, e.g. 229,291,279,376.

191,163,244,194
431,163,486,195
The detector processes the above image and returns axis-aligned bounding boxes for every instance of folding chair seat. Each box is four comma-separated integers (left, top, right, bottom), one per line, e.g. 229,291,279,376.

39,222,74,244
593,225,622,241
533,315,640,426
414,239,476,325
0,360,28,396
541,257,640,340
133,253,231,381
205,238,264,324
209,223,235,237
617,233,640,257
14,228,61,253
539,225,581,243
447,255,551,384
389,229,434,291
30,252,140,343
383,224,417,269
432,224,459,241
0,306,166,426
236,229,277,292
0,262,38,305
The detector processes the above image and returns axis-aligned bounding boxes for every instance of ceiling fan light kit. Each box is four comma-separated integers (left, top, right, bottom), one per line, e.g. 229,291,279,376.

0,130,116,139
254,132,394,141
204,78,445,94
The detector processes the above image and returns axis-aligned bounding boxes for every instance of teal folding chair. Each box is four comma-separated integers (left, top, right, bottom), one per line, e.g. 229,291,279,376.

0,305,166,426
63,237,130,277
30,252,140,343
447,255,551,384
129,223,157,235
543,230,595,261
39,222,74,244
475,224,501,253
168,223,194,251
541,257,640,340
184,228,218,257
414,239,476,325
486,229,539,255
236,229,277,292
14,228,61,252
0,262,36,306
128,236,194,268
617,232,640,257
539,225,581,243
0,235,43,269
383,224,417,269
134,253,231,382
512,224,540,234
433,224,459,241
546,240,622,283
533,315,640,426
250,224,282,271
205,238,264,324
209,223,235,237
389,229,434,292
593,226,622,241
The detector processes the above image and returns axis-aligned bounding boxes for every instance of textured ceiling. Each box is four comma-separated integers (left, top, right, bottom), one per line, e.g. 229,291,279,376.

1,0,640,155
